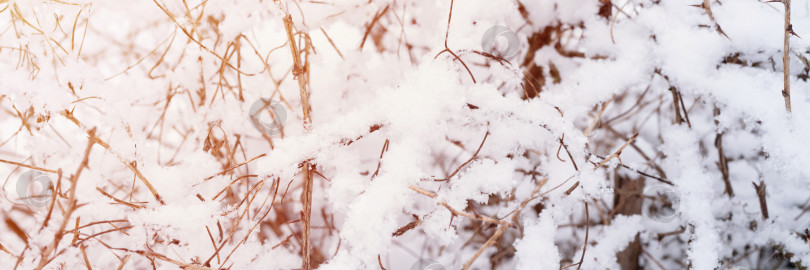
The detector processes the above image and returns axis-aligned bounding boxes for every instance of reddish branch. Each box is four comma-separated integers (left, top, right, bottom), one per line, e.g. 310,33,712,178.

434,0,476,83
435,131,489,181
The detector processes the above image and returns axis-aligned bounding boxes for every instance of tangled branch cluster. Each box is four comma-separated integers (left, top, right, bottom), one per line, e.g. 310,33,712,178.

1,0,810,269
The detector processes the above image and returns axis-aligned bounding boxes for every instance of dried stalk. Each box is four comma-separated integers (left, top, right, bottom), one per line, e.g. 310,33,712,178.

60,110,164,204
0,159,58,174
436,131,489,181
36,128,95,270
714,107,733,197
282,14,314,270
593,132,638,170
753,181,769,220
409,185,512,227
577,202,590,270
462,225,507,270
783,0,792,112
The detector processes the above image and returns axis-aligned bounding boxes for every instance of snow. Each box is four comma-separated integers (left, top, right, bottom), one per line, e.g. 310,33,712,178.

514,211,560,270
2,0,810,269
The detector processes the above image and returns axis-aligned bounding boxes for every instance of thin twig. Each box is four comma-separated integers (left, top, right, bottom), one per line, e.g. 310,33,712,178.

593,132,638,170
436,131,489,181
559,134,579,171
320,28,344,59
0,159,58,174
203,154,266,181
36,128,96,270
283,14,314,270
409,185,512,227
753,181,769,220
590,154,673,185
359,5,390,50
714,107,733,197
60,110,164,204
462,225,507,270
378,254,387,270
434,0,476,83
96,188,145,209
783,0,792,112
371,139,390,180
577,201,590,270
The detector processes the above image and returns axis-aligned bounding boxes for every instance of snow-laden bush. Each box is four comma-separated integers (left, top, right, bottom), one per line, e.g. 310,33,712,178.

1,0,810,269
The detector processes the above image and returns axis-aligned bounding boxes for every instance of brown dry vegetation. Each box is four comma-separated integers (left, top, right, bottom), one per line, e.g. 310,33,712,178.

1,0,808,269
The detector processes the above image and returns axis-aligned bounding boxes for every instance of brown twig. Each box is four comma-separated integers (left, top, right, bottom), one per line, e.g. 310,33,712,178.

585,96,613,137
282,14,315,270
203,154,266,181
205,226,220,265
149,0,254,76
577,201,590,270
434,0,476,83
409,185,512,227
0,159,58,174
558,134,579,171
753,181,769,219
590,154,673,185
462,225,507,270
36,128,96,270
360,5,390,50
5,217,28,245
40,171,62,231
80,245,92,270
694,0,729,38
203,180,266,267
378,254,387,270
371,139,390,180
714,107,733,197
74,226,134,246
593,132,638,170
435,131,489,181
211,174,258,200
392,215,420,237
60,110,164,204
126,248,218,270
562,201,591,270
96,188,145,209
320,27,344,59
783,0,792,112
